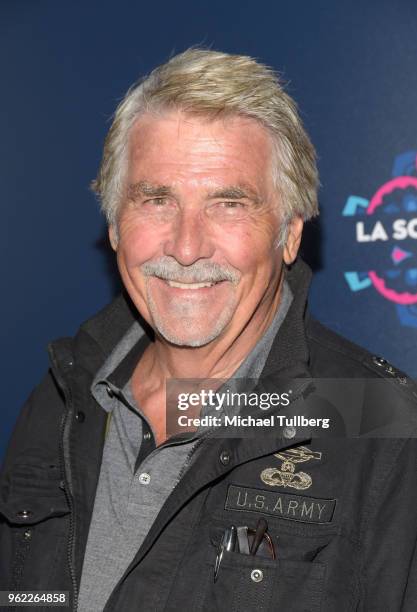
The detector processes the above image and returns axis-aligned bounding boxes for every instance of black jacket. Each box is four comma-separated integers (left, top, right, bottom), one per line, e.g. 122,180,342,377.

1,259,417,612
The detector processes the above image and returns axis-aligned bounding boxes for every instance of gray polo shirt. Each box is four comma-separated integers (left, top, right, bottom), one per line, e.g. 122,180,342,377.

77,282,293,612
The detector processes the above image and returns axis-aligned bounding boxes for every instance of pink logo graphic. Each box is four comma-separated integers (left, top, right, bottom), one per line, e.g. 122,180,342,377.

367,176,417,305
343,150,417,327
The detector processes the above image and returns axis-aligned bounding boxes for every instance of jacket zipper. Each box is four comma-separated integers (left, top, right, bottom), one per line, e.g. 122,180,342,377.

174,435,208,487
11,528,33,591
50,351,79,612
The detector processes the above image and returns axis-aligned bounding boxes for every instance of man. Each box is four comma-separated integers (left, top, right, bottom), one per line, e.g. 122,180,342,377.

1,48,417,611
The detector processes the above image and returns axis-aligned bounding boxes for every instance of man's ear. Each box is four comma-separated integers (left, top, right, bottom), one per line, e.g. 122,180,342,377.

108,224,118,251
283,216,304,265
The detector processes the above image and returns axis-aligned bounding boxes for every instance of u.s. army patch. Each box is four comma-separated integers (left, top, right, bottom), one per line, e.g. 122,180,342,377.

260,446,322,490
225,484,336,524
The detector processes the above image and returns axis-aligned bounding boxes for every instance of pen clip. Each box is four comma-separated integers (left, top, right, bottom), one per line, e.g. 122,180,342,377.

214,526,237,582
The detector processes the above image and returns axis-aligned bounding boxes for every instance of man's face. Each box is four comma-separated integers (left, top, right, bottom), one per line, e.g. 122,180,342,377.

110,110,302,347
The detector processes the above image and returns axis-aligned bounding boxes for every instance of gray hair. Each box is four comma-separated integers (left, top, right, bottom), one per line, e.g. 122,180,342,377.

92,48,319,232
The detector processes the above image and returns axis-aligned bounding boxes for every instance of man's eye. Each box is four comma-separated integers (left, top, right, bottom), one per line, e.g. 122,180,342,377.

206,200,250,221
147,198,167,206
221,201,245,208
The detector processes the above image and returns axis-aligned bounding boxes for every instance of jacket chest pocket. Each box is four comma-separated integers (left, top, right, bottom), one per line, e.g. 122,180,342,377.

0,463,70,591
200,547,325,612
194,523,326,612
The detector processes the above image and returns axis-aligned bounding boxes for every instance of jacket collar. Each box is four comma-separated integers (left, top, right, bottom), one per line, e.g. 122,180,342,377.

261,257,312,378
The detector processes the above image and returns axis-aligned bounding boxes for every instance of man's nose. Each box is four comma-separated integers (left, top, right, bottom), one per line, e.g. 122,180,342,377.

163,208,215,265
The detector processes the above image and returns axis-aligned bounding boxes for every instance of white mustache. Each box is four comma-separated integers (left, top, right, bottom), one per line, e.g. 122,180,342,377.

141,256,240,285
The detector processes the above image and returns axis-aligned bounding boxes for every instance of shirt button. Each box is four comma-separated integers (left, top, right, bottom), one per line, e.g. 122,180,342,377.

283,426,297,439
106,384,114,398
138,472,151,485
143,432,152,441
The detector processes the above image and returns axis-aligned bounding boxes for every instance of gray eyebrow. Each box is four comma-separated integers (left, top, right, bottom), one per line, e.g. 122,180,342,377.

209,184,261,204
127,181,174,199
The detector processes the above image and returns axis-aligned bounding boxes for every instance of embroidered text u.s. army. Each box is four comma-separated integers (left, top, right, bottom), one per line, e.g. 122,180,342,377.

225,485,336,524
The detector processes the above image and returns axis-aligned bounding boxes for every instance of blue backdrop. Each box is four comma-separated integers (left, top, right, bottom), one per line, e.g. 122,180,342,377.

2,0,417,460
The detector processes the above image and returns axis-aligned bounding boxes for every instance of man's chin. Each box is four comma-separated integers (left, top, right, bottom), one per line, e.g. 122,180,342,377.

146,292,237,348
154,324,224,348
